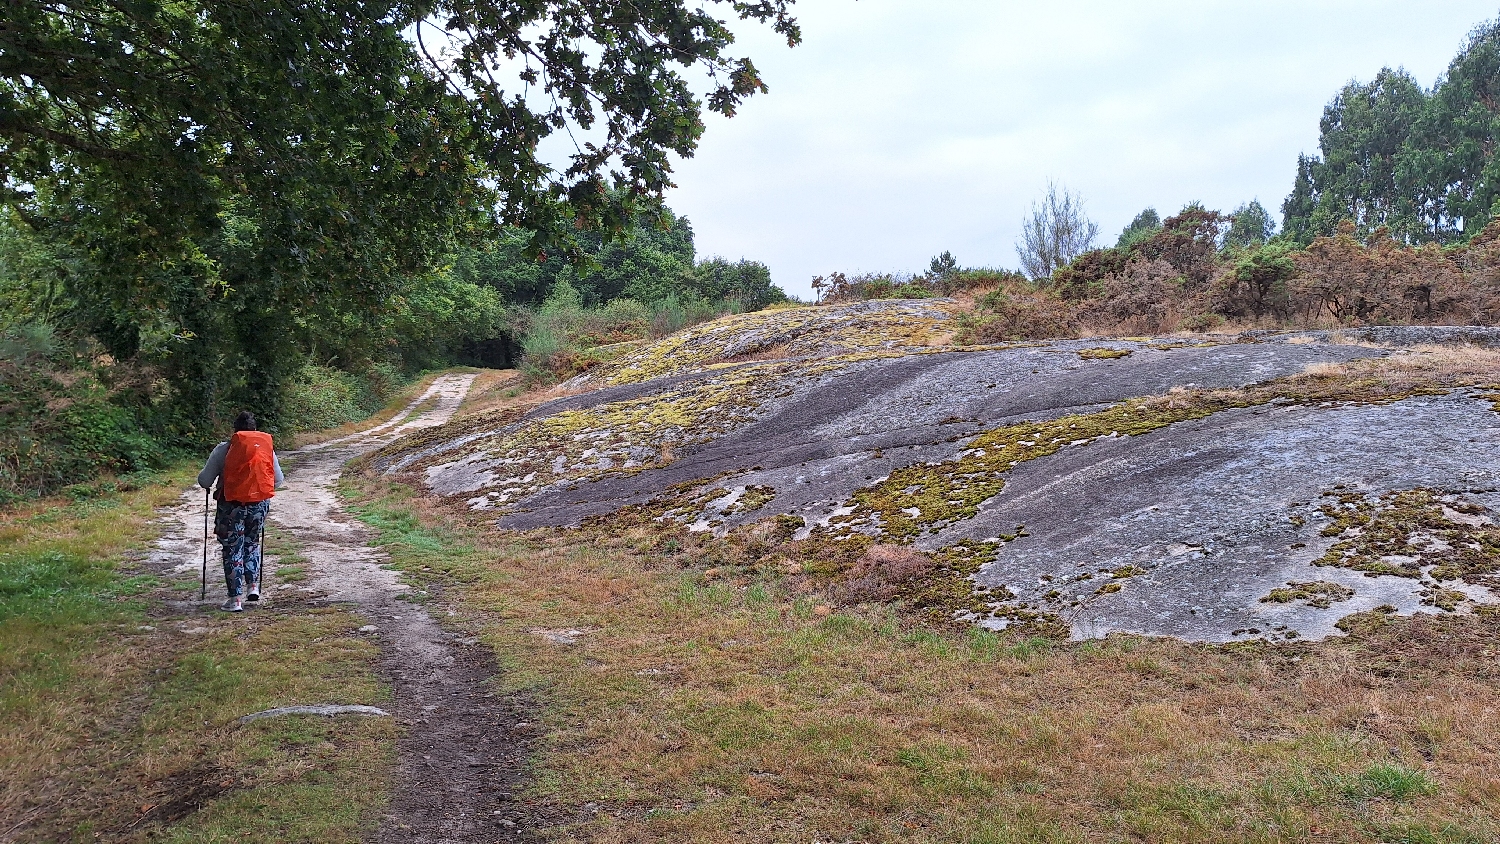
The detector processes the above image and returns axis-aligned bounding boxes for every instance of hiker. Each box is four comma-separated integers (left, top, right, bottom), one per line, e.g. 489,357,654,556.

198,411,284,612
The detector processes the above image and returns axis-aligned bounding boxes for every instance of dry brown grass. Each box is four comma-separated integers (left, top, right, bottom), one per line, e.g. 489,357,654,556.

1374,344,1500,381
722,342,795,364
1288,346,1500,404
348,458,1500,844
834,545,937,604
458,367,526,415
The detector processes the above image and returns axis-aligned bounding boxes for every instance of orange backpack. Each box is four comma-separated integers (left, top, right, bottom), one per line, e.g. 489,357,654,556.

222,431,276,503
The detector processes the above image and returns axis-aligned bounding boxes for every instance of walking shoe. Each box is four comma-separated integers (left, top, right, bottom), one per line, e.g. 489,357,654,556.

219,597,243,612
246,582,260,602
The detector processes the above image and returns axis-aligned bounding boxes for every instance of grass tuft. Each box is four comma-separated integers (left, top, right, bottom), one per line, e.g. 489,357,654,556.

1341,763,1439,801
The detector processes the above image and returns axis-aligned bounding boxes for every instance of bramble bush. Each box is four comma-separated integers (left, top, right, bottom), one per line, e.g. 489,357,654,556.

0,324,158,502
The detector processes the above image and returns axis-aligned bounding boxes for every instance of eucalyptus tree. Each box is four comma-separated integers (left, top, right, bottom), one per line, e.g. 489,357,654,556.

1282,16,1500,245
1411,17,1500,239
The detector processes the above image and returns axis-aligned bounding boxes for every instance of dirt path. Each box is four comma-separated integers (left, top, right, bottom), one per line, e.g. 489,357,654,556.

155,373,538,842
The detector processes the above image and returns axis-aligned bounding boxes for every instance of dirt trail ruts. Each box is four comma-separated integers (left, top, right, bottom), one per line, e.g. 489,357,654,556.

152,373,536,842
268,373,540,843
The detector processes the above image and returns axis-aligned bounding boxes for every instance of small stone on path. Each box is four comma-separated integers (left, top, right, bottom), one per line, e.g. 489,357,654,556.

238,704,390,724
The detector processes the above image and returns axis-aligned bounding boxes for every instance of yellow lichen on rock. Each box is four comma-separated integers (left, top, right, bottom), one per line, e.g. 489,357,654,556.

567,299,960,388
419,361,791,510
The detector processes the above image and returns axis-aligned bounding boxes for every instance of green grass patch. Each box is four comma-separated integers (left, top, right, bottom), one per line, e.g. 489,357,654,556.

1,464,397,842
1341,763,1439,801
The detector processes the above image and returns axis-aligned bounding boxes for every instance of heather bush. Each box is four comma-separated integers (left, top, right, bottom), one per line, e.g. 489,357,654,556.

1078,259,1186,334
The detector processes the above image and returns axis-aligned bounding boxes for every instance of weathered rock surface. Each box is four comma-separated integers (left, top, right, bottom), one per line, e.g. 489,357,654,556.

939,392,1500,642
384,302,1500,642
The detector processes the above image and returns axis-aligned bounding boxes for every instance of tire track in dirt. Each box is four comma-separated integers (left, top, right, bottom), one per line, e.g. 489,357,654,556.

264,373,541,842
147,373,535,841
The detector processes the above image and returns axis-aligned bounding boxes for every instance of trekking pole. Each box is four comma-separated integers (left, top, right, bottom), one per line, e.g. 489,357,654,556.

200,488,210,601
260,505,270,595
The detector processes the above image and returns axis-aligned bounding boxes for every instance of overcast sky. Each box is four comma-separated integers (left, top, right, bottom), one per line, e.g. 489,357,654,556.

663,1,1500,299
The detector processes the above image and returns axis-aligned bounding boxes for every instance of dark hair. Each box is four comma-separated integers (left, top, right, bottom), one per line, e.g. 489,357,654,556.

233,411,257,432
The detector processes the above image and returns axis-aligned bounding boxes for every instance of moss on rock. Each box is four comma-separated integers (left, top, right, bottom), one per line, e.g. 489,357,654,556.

1314,487,1500,596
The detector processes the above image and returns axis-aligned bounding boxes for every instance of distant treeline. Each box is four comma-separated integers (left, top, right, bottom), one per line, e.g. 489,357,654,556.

827,16,1500,342
1284,18,1500,245
0,203,785,501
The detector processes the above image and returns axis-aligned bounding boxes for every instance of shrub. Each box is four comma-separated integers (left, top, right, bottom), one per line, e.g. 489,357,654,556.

955,285,1079,343
279,365,368,432
1077,259,1187,334
1292,223,1472,324
1050,248,1131,300
1212,241,1298,320
0,324,160,502
278,361,409,433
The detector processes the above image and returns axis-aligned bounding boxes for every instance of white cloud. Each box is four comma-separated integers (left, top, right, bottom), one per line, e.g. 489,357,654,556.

666,0,1499,297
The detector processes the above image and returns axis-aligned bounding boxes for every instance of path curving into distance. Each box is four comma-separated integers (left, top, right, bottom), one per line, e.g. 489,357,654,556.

154,373,534,841
270,373,539,843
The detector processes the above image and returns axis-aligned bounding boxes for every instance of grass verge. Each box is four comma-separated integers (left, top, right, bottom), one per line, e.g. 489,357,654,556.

0,466,395,842
343,472,1500,844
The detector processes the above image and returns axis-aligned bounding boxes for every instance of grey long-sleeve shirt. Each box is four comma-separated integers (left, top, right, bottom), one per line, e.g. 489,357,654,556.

198,441,285,492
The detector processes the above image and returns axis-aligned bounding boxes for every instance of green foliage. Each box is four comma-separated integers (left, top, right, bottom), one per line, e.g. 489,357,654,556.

455,208,786,313
929,250,961,278
1116,208,1162,250
376,268,508,372
814,267,1026,304
1051,247,1131,300
1283,18,1500,244
1215,240,1298,319
515,277,753,382
689,257,787,310
0,0,795,472
1417,19,1500,240
280,364,406,433
0,323,159,501
956,281,1079,343
3,0,800,263
1052,203,1226,298
1225,200,1276,249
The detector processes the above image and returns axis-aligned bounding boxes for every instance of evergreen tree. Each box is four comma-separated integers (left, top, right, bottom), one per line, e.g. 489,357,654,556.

1116,208,1162,249
1225,200,1276,249
929,251,960,278
1282,16,1500,245
1416,18,1500,237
